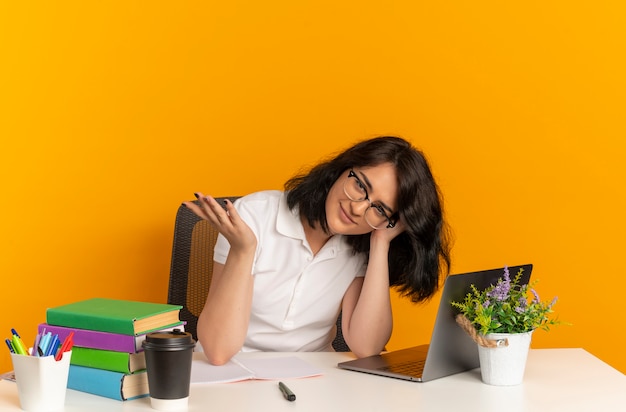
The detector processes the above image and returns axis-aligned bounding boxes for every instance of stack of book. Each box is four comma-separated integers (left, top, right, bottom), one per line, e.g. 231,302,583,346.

41,298,183,401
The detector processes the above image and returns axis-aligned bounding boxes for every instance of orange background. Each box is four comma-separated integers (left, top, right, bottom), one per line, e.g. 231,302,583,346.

1,1,625,374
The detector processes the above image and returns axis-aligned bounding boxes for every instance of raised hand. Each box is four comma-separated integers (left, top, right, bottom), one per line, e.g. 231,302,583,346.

183,193,257,252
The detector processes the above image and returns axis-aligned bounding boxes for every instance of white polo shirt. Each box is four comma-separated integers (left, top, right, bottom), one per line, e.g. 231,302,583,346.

213,190,366,352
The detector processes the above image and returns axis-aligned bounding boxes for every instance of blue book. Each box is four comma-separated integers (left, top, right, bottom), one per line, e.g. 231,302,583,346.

68,365,149,401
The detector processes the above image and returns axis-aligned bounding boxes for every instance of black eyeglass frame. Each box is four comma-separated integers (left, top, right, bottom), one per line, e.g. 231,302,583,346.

344,169,397,229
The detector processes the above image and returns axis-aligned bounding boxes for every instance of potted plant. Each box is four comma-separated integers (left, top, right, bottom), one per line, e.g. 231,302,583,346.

451,266,561,385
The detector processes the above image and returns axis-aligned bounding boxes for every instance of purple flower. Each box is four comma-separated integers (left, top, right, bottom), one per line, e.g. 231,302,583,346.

549,296,558,308
514,305,526,314
487,268,511,302
483,300,491,308
518,296,527,309
531,289,540,304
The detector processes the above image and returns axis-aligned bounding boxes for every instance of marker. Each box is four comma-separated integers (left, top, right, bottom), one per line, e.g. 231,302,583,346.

10,329,29,356
278,381,296,402
11,335,28,355
11,328,29,354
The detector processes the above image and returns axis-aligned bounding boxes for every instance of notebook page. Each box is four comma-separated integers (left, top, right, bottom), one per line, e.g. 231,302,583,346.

237,356,323,380
190,356,322,384
190,358,254,384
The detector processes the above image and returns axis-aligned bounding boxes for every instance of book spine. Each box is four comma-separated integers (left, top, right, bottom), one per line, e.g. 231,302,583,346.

38,324,137,352
38,322,186,352
68,365,148,401
71,347,146,374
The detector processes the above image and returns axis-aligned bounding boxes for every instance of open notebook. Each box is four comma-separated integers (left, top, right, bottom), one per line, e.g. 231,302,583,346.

338,264,533,382
190,352,323,384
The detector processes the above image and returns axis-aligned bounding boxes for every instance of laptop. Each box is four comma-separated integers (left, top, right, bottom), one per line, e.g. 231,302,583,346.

337,264,533,382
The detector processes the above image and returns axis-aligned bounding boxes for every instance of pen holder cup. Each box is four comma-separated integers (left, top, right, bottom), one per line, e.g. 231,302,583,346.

10,351,72,412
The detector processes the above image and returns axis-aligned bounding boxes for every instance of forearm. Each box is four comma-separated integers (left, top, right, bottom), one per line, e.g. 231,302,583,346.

197,249,255,365
343,240,393,357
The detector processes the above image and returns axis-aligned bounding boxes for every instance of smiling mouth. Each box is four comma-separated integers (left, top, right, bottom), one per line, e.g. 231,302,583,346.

340,204,357,224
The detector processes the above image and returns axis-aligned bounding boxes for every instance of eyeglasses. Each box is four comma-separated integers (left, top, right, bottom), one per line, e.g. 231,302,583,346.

343,169,397,229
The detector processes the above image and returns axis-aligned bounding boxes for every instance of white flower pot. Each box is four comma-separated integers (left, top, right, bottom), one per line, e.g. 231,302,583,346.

478,330,533,386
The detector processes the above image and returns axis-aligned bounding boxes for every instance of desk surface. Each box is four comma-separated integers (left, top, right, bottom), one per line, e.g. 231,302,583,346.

1,348,624,412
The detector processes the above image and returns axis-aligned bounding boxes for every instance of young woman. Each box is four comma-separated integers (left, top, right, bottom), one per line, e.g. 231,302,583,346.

184,136,451,365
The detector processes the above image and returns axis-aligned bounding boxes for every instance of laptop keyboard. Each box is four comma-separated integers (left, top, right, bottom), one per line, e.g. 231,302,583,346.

377,360,425,376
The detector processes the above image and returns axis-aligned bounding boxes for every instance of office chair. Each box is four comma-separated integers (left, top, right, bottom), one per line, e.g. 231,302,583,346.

167,198,350,352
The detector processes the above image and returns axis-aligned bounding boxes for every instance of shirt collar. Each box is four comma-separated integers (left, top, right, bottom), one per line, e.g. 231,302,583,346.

276,193,304,240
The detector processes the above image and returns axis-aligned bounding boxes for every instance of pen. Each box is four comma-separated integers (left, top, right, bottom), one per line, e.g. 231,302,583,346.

32,333,42,356
5,338,15,354
278,381,296,402
39,332,52,356
55,332,74,361
45,334,60,357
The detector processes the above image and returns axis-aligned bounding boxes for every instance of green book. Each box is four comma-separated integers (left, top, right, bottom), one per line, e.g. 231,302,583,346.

71,347,146,374
46,298,183,336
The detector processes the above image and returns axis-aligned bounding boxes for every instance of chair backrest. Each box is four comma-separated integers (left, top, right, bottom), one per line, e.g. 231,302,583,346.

167,197,350,352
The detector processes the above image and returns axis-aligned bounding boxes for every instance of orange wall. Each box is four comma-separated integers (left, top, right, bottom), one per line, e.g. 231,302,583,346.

2,1,625,374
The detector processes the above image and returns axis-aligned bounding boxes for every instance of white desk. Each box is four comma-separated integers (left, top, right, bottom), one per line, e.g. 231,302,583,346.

1,349,624,411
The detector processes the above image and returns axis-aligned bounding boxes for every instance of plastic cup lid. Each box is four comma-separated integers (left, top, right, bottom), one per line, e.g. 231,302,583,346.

142,329,196,349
